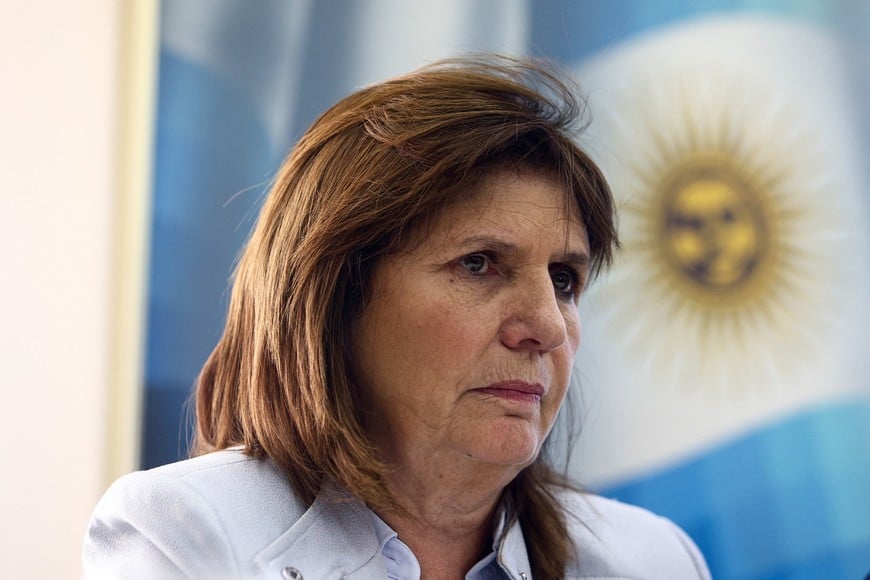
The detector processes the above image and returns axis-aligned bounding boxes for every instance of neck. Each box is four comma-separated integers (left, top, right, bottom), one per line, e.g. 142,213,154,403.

373,451,521,579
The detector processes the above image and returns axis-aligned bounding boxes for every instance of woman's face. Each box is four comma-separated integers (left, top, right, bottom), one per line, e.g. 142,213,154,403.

350,168,589,472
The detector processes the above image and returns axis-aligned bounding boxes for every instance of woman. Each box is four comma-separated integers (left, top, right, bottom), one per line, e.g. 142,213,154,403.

84,56,710,579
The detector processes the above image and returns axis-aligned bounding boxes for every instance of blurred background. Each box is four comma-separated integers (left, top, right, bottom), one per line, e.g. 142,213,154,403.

2,1,868,578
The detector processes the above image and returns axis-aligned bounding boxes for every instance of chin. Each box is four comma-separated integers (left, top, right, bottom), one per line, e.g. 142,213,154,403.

466,420,543,467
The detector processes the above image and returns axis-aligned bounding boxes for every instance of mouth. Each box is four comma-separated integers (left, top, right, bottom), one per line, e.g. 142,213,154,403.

474,380,545,404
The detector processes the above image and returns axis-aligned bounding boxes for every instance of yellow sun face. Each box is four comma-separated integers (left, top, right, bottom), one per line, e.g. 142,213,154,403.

663,162,764,288
653,154,773,306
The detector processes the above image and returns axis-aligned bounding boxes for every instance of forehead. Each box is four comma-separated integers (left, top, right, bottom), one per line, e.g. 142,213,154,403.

423,168,588,249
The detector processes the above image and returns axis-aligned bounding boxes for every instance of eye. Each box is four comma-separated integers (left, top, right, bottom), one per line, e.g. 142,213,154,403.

550,265,580,298
458,253,496,275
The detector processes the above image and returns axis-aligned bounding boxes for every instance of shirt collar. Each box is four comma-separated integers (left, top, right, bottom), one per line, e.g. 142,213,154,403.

369,511,421,579
367,508,532,580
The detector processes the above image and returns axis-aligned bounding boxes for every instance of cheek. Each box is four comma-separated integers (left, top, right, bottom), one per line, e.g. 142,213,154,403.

565,307,582,353
359,296,491,389
403,303,494,373
552,312,581,393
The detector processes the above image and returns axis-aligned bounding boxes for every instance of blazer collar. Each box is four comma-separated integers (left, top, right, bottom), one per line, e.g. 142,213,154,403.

495,511,533,580
253,483,386,579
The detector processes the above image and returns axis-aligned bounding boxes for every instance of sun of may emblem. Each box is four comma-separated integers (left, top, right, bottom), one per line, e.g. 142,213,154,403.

620,91,799,320
575,64,856,392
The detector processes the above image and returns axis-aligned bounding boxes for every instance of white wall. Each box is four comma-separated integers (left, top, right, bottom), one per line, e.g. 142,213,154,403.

0,2,151,577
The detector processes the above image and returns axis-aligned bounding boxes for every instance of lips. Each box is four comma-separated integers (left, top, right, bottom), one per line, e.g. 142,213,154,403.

474,380,545,404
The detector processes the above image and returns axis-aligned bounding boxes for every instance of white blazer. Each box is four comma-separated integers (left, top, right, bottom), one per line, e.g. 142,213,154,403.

83,449,711,579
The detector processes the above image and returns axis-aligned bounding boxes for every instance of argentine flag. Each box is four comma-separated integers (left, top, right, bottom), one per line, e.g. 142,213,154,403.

559,11,870,580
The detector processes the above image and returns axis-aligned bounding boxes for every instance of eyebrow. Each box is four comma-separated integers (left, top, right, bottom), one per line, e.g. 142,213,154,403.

562,251,591,274
456,235,520,257
456,235,591,271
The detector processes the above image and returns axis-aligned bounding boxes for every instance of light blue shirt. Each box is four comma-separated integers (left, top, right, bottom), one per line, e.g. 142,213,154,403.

370,510,527,580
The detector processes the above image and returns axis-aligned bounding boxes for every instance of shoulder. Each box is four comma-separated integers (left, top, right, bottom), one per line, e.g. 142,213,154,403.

83,449,307,579
556,489,711,580
145,447,307,526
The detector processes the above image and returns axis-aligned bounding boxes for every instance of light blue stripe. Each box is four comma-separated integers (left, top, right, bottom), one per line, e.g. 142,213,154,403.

598,398,870,579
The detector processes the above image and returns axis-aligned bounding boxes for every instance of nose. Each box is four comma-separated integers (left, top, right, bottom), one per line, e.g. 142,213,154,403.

498,273,570,353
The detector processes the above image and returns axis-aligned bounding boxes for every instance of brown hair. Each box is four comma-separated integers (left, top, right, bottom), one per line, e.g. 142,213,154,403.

194,55,618,579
